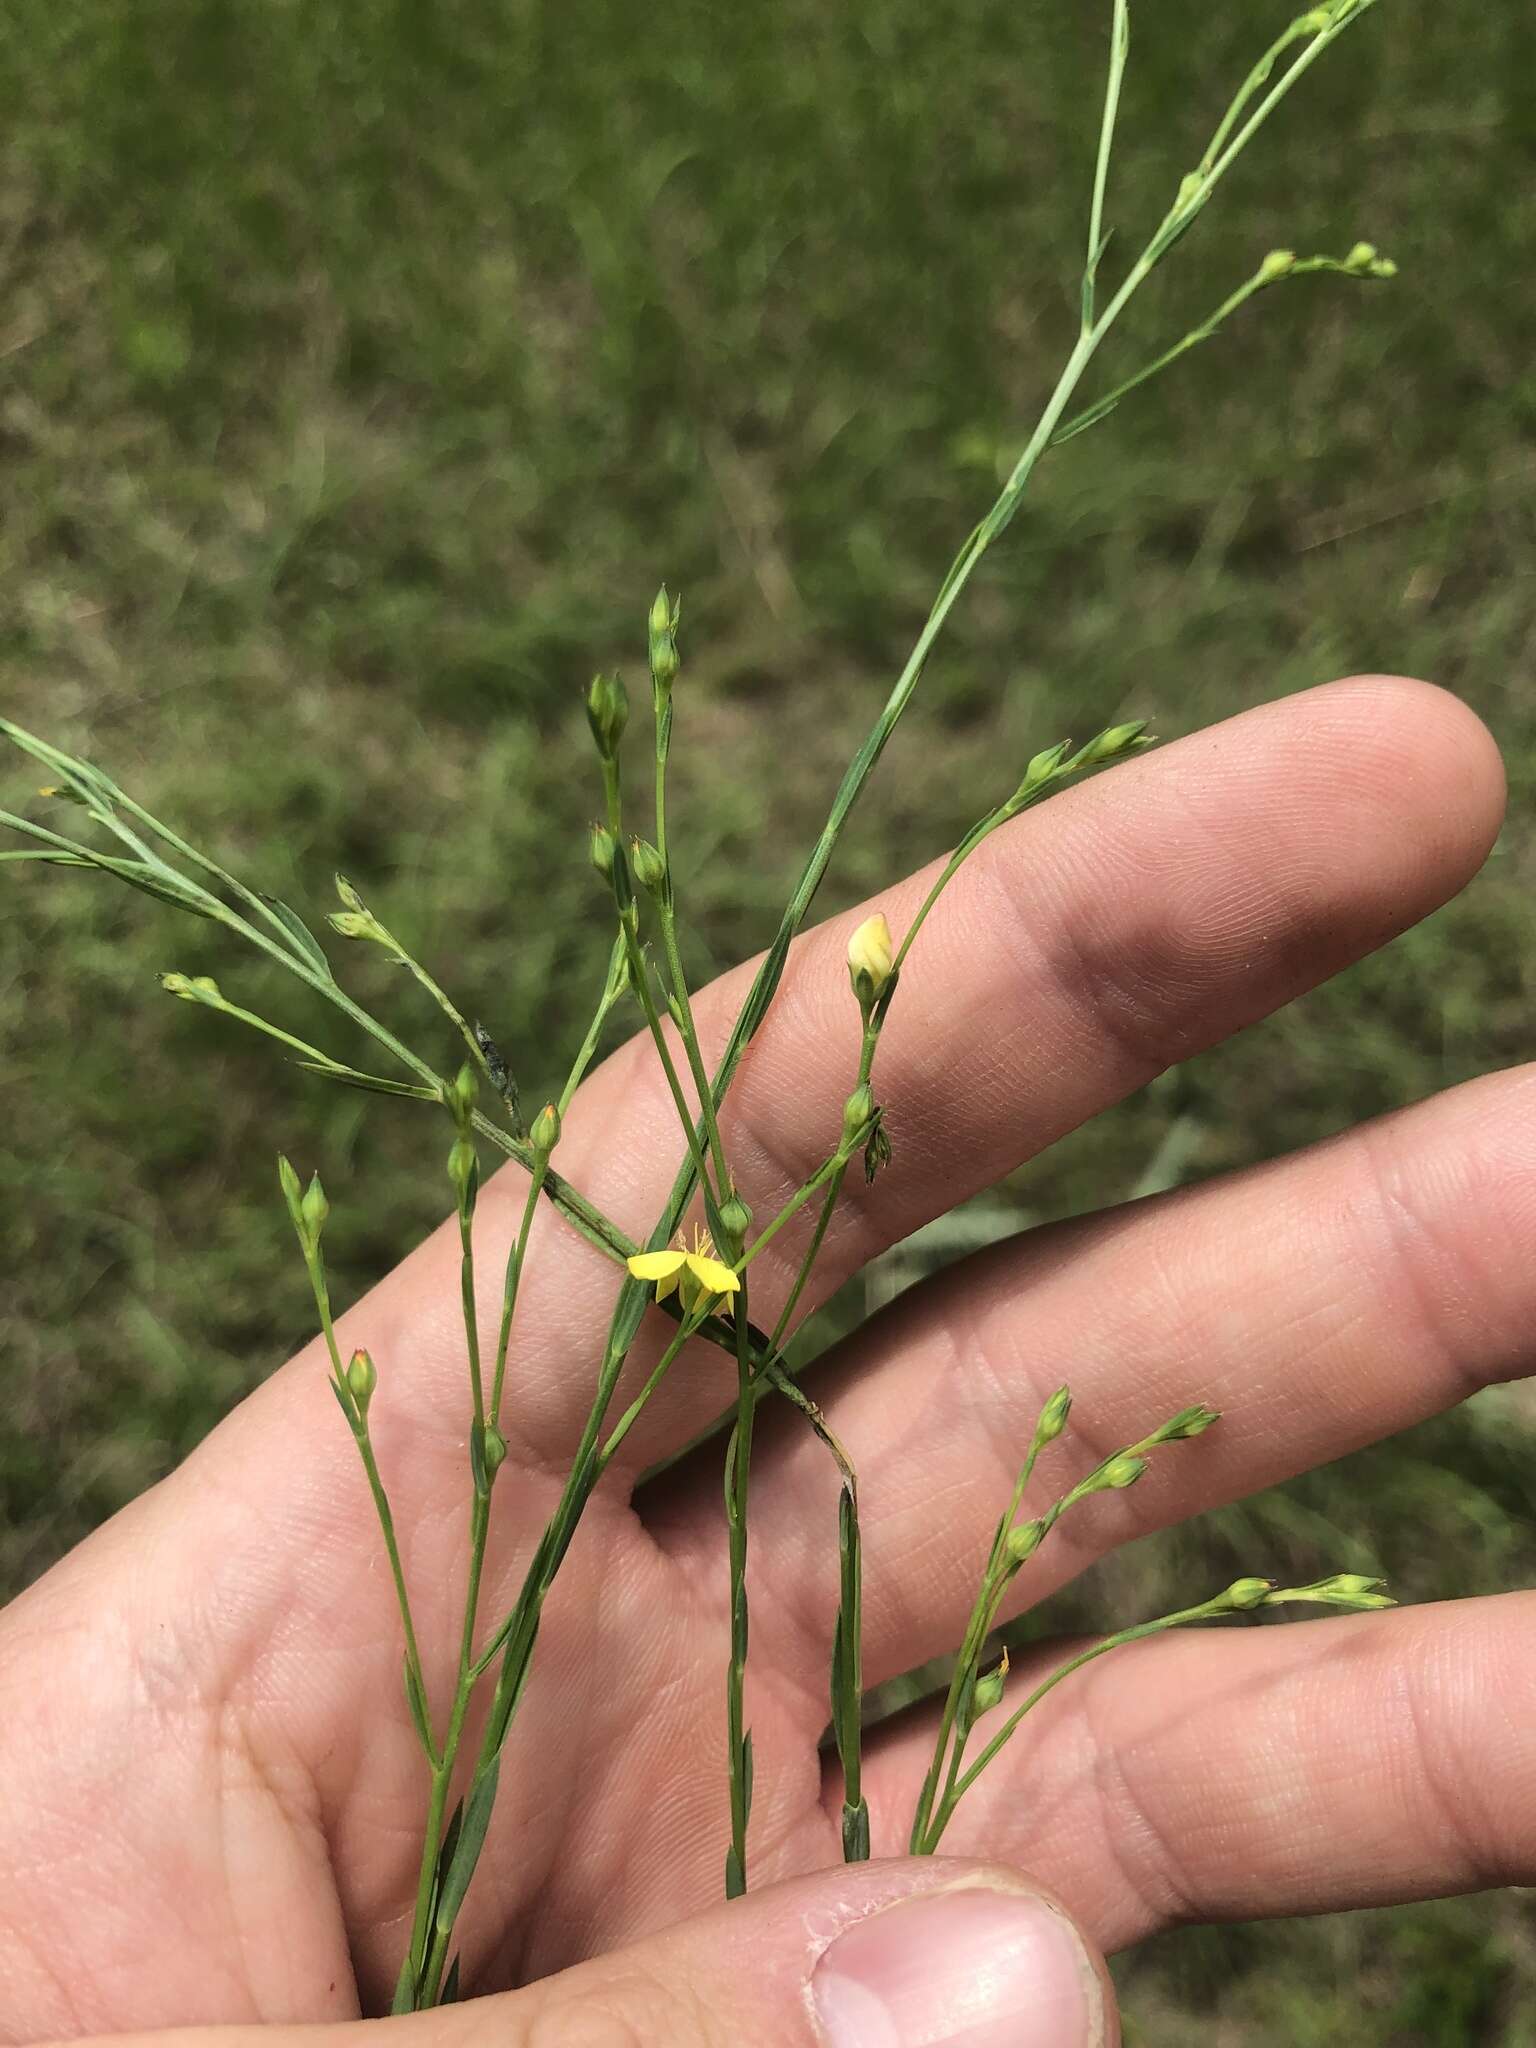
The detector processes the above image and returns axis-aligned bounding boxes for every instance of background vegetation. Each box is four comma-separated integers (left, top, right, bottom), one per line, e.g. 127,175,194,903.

3,0,1535,2036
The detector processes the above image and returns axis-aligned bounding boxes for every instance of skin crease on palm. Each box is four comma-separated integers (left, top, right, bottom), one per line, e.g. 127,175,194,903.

7,673,1536,2040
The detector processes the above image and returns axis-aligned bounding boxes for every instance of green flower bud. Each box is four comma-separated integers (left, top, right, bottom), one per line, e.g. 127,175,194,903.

530,1100,562,1157
1020,739,1071,793
971,1652,1008,1716
346,1347,378,1413
1343,240,1378,272
1257,248,1297,284
630,836,667,893
1152,1404,1220,1442
718,1192,752,1248
328,910,379,942
1271,1573,1394,1611
589,822,617,878
483,1424,507,1480
585,671,629,758
300,1170,329,1240
160,971,223,1003
1035,1385,1072,1446
1005,1517,1045,1563
1100,1453,1147,1491
278,1153,304,1225
1074,720,1150,769
449,1062,478,1130
841,1082,875,1149
334,873,366,912
648,585,679,688
1223,1576,1276,1612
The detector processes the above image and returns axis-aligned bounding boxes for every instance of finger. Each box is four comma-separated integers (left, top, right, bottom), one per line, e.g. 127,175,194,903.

651,1064,1536,1687
479,671,1503,1469
54,1859,1118,2048
858,1595,1536,1954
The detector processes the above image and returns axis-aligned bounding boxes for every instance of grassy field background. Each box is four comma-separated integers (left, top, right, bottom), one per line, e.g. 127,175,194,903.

4,0,1536,2036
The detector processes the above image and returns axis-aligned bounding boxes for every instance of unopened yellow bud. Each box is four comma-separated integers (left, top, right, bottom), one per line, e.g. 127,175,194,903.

847,913,895,1003
1258,248,1297,284
530,1101,561,1157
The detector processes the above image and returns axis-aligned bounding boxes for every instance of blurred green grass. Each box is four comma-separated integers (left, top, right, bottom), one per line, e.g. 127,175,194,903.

3,0,1536,2035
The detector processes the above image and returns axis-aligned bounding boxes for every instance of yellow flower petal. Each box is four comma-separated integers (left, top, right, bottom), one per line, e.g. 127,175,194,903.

628,1250,687,1282
684,1252,740,1297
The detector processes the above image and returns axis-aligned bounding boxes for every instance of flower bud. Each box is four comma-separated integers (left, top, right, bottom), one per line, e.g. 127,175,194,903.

346,1347,378,1413
1074,720,1150,769
585,671,629,758
846,913,895,1005
717,1192,752,1248
1257,248,1297,284
1100,1453,1147,1490
589,822,617,878
483,1424,507,1480
448,1062,478,1129
1223,1576,1276,1611
1152,1403,1220,1442
1035,1385,1072,1446
160,971,223,1003
1005,1517,1045,1563
530,1100,561,1157
841,1082,875,1149
972,1650,1009,1716
300,1170,329,1240
334,873,366,912
328,910,378,941
648,586,679,688
630,836,667,894
1020,739,1071,793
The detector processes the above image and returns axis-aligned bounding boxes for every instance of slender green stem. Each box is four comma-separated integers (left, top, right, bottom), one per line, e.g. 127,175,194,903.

922,1595,1233,1851
300,1242,428,1700
724,1278,756,1898
1081,0,1130,332
490,1166,544,1430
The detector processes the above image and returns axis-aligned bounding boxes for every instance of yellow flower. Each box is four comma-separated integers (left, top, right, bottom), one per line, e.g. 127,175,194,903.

846,911,894,998
627,1225,741,1317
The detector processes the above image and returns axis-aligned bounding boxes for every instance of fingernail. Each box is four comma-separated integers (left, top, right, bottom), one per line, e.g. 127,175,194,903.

812,1886,1099,2048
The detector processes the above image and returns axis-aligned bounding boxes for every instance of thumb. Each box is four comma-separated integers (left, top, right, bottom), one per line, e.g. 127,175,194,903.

59,1859,1117,2048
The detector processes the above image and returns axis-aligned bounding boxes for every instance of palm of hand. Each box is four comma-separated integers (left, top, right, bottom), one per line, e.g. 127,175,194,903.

3,679,1530,2042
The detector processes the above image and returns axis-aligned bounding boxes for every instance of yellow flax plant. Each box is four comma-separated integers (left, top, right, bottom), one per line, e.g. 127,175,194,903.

2,0,1403,2007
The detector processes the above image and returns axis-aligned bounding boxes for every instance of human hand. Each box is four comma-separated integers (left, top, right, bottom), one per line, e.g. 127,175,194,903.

3,675,1529,2046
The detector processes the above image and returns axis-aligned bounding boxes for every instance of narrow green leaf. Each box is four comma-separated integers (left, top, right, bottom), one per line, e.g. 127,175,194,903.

842,1799,871,1864
724,1844,745,1900
295,1061,437,1100
434,1759,500,1935
440,1955,462,2006
0,848,92,865
260,892,335,980
469,1422,489,1498
741,1727,754,1822
403,1656,434,1761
